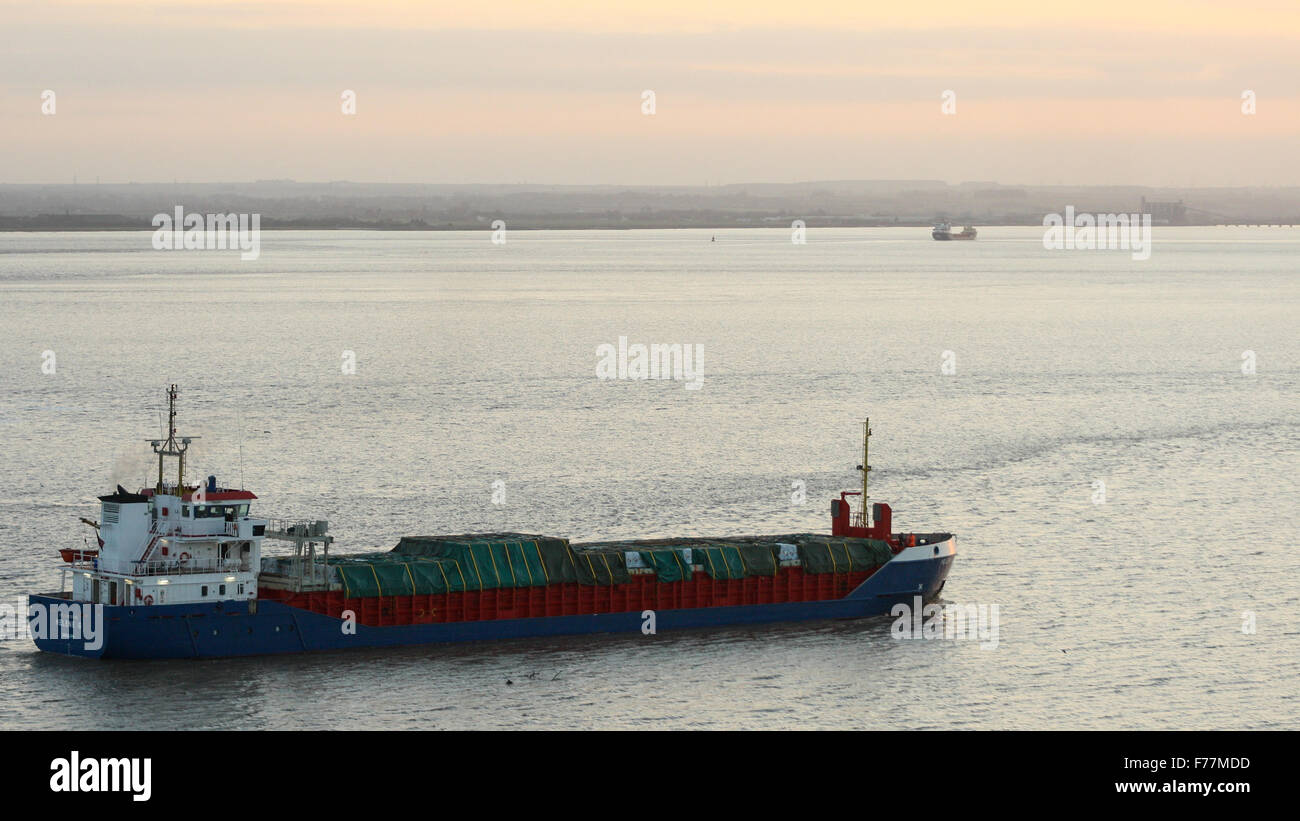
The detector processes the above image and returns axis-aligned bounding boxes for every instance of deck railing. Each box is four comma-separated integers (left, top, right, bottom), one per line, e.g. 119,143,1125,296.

260,518,328,539
130,557,248,576
67,556,248,576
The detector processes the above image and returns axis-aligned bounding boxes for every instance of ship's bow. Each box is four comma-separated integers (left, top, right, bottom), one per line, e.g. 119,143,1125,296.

845,534,956,602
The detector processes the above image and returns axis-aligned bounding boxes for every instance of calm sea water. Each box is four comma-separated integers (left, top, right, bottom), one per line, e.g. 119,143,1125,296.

0,227,1296,730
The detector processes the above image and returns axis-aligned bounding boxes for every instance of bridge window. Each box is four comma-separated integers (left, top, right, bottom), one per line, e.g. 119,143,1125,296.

193,505,232,519
201,585,208,597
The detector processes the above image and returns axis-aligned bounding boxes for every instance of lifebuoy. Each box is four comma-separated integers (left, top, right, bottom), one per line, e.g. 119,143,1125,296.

178,552,191,563
143,595,154,605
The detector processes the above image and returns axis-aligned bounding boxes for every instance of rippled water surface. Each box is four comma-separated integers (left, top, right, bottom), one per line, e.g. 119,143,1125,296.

1,227,1297,729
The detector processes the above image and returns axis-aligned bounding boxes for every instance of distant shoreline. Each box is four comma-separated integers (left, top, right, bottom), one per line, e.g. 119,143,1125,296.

0,217,1282,232
0,217,973,231
5,181,1299,230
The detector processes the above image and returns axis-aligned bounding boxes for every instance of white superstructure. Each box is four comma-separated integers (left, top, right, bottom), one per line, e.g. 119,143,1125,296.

65,385,267,607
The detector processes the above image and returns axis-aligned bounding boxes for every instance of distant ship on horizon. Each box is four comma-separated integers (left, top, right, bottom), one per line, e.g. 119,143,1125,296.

932,222,977,240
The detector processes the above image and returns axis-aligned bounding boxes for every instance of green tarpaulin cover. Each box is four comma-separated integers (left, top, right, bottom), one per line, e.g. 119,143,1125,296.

324,534,569,596
571,549,630,585
638,549,694,582
323,532,893,598
797,538,893,574
392,535,562,589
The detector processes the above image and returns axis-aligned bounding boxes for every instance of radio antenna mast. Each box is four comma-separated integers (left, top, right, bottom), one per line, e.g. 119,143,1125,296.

855,418,872,526
148,384,197,494
238,408,246,490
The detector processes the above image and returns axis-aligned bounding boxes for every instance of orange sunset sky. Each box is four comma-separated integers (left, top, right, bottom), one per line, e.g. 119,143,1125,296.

3,0,1298,185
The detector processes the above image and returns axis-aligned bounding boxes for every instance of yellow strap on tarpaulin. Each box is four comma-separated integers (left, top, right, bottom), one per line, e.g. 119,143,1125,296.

703,548,722,579
434,561,451,591
502,542,519,586
512,542,533,586
518,542,532,585
671,550,687,579
826,543,847,574
370,564,383,596
580,552,611,585
521,541,538,585
484,542,504,588
404,563,417,595
467,548,486,591
564,544,582,583
531,540,549,583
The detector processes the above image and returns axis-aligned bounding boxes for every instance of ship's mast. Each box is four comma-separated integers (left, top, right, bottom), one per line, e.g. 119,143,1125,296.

856,417,872,525
149,384,195,494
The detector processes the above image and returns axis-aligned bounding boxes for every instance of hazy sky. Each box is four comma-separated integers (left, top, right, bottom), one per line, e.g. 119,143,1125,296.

3,0,1299,186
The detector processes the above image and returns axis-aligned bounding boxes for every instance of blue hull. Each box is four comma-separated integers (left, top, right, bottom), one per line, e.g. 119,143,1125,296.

30,551,953,660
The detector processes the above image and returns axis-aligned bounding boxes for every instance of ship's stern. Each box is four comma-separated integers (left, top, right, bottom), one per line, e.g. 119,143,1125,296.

27,594,110,659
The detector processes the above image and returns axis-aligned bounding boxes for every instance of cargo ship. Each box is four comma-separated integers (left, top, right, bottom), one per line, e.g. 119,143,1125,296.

932,222,977,240
29,387,956,659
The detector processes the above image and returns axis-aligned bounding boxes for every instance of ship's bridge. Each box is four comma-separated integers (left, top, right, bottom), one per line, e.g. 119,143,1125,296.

142,481,262,542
